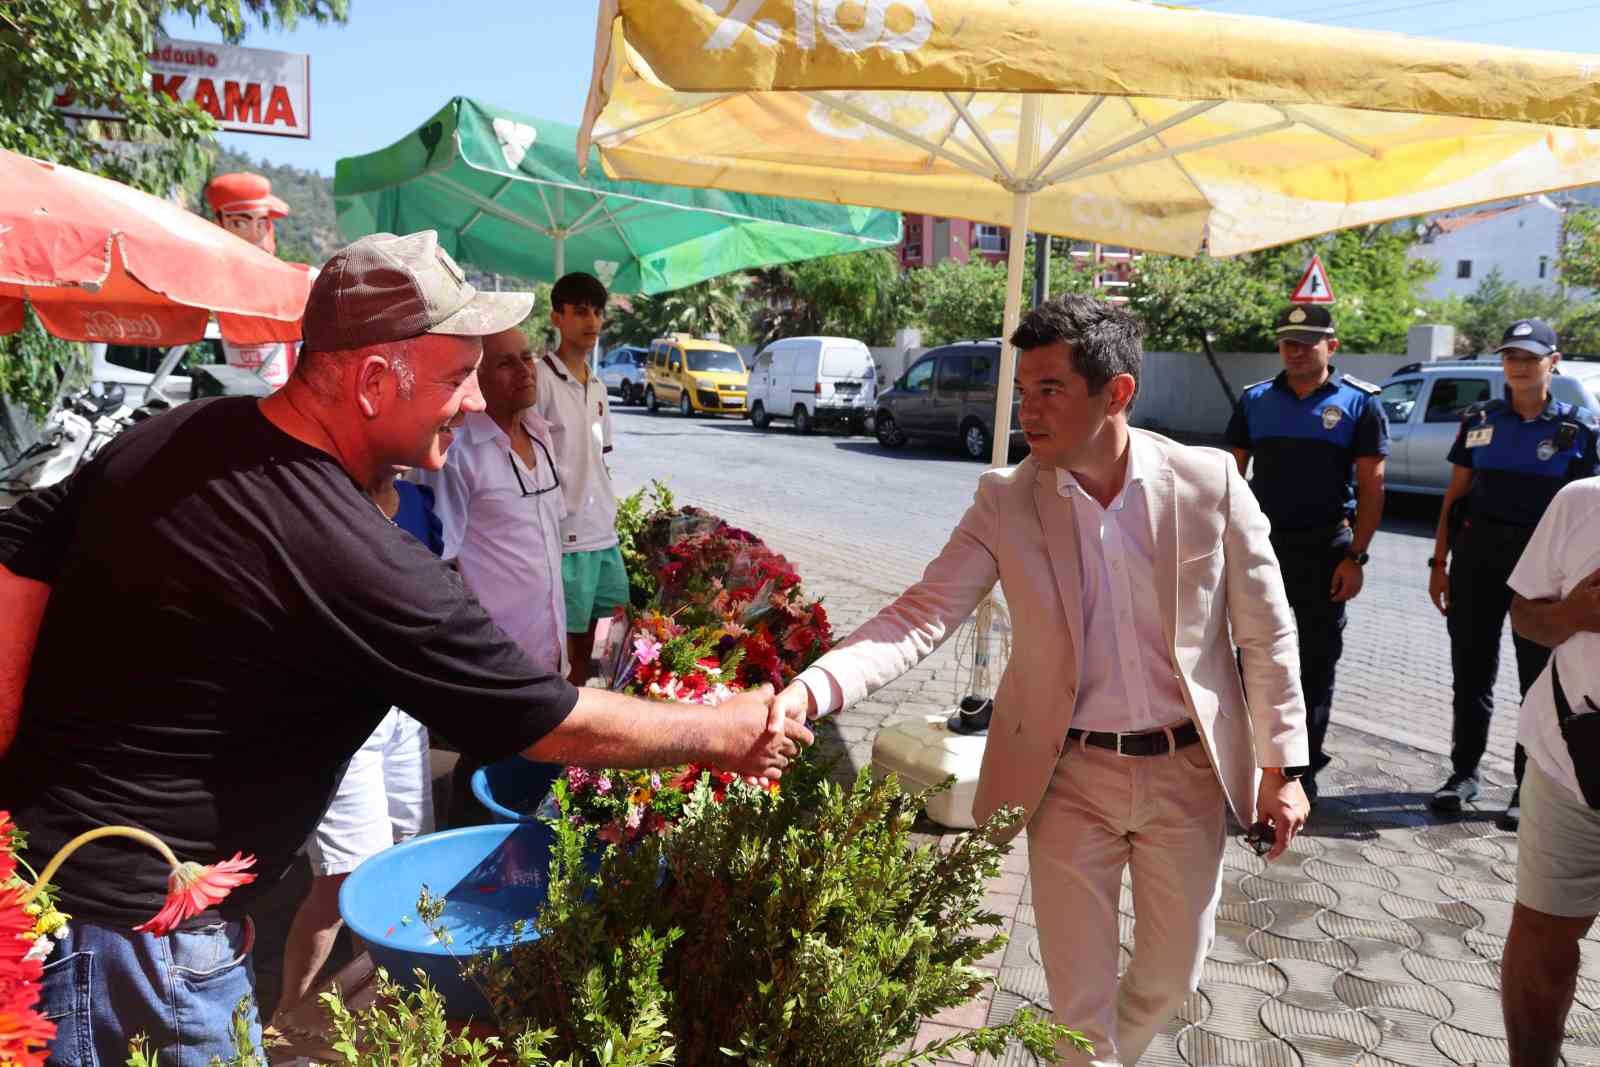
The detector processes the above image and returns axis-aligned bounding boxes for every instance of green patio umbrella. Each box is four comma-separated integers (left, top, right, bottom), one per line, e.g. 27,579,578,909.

335,97,902,295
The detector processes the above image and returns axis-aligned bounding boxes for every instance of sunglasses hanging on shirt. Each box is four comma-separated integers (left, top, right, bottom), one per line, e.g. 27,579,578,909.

508,437,561,497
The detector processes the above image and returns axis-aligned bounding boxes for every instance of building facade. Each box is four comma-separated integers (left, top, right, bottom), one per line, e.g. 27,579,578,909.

1408,197,1569,299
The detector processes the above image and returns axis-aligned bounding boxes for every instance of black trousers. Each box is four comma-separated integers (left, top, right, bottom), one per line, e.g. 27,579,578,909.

1271,528,1350,779
1446,520,1541,783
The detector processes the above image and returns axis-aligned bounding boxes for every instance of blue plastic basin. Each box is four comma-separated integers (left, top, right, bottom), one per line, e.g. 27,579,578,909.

339,822,555,1017
471,757,565,823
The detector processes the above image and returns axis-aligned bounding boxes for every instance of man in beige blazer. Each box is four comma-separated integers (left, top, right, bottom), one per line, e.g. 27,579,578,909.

779,296,1311,1065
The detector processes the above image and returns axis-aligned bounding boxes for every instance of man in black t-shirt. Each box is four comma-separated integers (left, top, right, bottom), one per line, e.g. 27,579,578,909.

0,231,810,1067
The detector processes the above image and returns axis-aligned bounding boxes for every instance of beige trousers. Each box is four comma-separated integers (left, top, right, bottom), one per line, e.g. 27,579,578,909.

1028,734,1227,1066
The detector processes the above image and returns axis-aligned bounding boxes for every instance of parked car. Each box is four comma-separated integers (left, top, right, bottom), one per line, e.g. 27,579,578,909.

643,333,749,417
1378,357,1600,494
746,336,876,434
598,344,649,405
874,341,1025,461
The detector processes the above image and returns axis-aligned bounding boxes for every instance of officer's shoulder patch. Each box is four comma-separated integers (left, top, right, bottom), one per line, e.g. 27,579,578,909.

1340,374,1381,395
1242,377,1275,393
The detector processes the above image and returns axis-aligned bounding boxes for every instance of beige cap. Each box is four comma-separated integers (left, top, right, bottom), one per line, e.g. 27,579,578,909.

303,231,534,353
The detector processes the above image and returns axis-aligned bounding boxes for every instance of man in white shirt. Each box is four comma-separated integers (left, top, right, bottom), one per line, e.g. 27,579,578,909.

422,326,569,677
419,325,569,824
1504,478,1600,1067
775,296,1309,1065
534,272,626,684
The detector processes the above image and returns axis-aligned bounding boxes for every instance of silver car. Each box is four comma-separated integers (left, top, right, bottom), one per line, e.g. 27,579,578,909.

598,345,650,406
1378,358,1600,494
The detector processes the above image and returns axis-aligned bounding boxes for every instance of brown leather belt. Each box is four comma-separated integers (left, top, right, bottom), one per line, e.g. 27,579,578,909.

1067,721,1201,757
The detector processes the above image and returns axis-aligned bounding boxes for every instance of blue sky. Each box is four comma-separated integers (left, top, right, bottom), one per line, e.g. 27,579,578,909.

181,0,1600,176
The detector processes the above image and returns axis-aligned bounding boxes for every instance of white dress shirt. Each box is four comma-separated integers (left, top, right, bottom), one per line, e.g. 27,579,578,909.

799,433,1186,730
1507,477,1600,805
534,354,618,553
418,410,569,676
1054,432,1188,733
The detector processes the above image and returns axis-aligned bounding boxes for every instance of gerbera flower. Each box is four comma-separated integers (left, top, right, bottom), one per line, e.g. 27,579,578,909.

133,854,257,936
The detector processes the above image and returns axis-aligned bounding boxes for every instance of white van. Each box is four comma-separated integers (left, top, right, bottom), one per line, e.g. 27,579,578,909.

747,336,876,434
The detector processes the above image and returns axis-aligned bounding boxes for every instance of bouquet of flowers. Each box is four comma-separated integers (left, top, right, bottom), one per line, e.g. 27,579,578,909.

555,502,833,845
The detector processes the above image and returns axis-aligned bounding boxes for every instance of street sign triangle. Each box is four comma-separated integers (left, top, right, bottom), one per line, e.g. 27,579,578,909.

1291,254,1335,304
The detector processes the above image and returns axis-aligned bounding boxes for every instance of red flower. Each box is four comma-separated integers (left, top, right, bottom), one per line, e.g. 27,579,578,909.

133,854,257,936
0,815,53,1067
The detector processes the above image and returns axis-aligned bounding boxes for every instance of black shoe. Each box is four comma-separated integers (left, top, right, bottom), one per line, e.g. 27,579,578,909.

1496,789,1520,832
1430,773,1480,812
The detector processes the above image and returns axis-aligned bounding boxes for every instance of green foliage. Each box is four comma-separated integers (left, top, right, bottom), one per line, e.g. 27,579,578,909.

746,249,911,347
0,305,92,422
480,769,1084,1066
0,0,346,200
905,258,1011,346
1421,269,1596,355
607,276,751,347
317,968,668,1067
1561,207,1600,292
127,996,261,1066
615,481,676,607
1129,226,1435,354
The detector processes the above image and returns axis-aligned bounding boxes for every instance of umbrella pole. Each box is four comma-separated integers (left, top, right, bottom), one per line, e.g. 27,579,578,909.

967,96,1041,725
990,95,1040,469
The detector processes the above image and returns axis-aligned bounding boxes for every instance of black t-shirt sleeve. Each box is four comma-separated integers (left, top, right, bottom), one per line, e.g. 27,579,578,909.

0,476,80,583
1353,397,1390,459
310,516,580,764
1224,400,1252,450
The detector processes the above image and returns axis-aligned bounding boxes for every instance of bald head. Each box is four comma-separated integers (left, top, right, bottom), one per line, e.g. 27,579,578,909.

478,327,539,421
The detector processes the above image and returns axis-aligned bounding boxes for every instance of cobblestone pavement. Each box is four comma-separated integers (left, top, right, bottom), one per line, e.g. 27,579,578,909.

608,409,1594,1064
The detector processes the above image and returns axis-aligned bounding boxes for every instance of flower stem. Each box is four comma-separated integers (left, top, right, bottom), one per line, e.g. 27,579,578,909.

20,826,182,905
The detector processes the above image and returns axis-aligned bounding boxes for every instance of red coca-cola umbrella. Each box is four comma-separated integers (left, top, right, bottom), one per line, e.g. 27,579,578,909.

0,148,309,346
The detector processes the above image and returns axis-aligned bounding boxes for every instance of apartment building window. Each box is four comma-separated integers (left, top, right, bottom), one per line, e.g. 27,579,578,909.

975,225,1008,253
1456,260,1472,279
1539,256,1549,279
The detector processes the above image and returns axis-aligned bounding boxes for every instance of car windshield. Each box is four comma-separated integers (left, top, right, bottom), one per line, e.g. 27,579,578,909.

686,349,744,373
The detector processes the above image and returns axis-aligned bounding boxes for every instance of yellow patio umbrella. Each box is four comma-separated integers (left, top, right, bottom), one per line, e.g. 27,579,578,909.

580,0,1600,465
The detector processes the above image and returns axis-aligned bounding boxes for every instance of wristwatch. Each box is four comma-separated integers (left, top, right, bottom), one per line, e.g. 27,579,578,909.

1268,766,1310,780
1345,549,1370,566
1426,557,1447,570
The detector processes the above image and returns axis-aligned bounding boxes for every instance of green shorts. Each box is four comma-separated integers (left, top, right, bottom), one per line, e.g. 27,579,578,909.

562,545,629,632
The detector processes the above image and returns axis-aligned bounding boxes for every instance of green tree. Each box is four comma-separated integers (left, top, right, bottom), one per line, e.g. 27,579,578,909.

1,0,346,421
905,258,1010,346
746,249,909,347
1129,225,1435,354
1560,207,1600,291
2,0,346,198
606,274,751,347
1423,270,1574,355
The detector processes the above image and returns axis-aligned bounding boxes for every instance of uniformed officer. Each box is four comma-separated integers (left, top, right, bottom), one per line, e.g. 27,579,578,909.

1426,318,1600,831
1226,304,1389,804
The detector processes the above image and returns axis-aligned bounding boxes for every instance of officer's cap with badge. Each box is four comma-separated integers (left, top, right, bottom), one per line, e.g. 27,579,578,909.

1275,304,1336,345
1497,318,1559,359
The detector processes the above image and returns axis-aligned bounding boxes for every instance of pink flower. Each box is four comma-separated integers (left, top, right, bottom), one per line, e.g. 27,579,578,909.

633,633,661,665
133,854,257,935
595,776,613,796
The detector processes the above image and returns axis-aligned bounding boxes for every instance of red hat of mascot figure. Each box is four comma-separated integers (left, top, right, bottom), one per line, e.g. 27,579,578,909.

205,172,290,256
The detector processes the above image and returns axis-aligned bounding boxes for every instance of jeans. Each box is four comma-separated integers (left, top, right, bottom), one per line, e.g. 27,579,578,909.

1447,519,1541,783
40,916,261,1067
1271,528,1351,782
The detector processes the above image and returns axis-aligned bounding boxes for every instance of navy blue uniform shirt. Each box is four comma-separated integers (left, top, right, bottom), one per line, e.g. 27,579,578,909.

1447,393,1600,527
1225,369,1390,532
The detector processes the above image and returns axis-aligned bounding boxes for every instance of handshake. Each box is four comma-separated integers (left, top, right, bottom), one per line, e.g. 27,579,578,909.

719,680,824,782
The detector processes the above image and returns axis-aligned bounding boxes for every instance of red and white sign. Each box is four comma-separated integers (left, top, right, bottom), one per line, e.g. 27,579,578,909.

1290,254,1335,304
55,37,310,139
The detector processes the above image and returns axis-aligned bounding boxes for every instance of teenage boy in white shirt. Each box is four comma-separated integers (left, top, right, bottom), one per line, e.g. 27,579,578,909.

534,272,627,685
